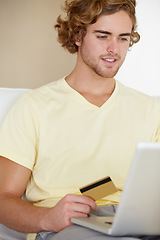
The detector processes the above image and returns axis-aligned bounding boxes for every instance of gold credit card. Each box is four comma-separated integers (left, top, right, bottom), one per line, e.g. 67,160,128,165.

80,176,117,201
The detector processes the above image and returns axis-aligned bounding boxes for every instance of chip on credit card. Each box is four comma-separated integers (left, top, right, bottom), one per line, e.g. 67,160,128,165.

80,176,117,201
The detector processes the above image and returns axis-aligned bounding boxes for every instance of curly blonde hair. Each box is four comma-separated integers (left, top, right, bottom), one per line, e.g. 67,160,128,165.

55,0,140,53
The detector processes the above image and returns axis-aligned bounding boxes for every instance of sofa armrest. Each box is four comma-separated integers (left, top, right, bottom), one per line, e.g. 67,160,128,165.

0,88,29,126
0,88,29,240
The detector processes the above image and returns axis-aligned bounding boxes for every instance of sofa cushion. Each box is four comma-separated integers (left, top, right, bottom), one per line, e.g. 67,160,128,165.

0,224,27,240
0,88,29,240
0,87,29,126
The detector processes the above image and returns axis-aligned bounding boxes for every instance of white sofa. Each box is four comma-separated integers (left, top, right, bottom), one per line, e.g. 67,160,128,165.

0,87,160,240
0,88,29,240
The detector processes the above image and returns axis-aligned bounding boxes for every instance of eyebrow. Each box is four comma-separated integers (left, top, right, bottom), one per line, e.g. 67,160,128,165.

94,30,131,37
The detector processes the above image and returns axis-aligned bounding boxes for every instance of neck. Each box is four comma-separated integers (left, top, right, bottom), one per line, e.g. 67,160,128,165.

68,54,115,89
65,67,116,107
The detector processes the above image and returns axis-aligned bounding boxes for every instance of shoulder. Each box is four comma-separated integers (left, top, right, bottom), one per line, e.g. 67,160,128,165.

117,81,160,111
27,77,63,95
115,82,160,126
14,78,65,109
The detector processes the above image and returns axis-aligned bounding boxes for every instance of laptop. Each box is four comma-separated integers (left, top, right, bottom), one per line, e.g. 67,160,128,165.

71,142,160,236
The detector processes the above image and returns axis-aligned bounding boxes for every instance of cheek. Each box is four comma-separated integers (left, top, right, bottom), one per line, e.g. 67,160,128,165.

119,44,129,57
81,39,94,54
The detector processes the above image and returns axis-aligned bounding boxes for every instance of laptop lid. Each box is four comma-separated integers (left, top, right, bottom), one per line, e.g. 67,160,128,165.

71,142,160,236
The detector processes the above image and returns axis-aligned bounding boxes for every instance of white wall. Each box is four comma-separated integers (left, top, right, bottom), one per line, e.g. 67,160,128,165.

117,0,160,96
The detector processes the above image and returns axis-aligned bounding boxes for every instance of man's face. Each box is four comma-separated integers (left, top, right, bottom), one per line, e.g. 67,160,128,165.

76,10,133,79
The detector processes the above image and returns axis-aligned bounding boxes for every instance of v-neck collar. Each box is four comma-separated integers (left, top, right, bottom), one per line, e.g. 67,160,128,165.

61,77,119,111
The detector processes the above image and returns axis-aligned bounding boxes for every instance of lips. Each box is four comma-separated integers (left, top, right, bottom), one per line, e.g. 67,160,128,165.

102,58,117,63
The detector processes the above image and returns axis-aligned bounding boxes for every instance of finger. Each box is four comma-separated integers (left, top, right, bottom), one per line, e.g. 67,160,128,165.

71,202,91,215
75,195,97,211
71,211,88,219
64,194,97,211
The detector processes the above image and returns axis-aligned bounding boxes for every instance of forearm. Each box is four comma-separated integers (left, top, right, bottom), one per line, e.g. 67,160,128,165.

0,193,97,234
0,192,48,233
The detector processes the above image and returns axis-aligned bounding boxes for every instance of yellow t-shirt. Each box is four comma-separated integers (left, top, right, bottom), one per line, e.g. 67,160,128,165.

0,78,160,239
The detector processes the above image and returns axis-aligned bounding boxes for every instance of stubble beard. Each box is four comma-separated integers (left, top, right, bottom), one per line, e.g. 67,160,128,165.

91,62,120,79
80,47,123,79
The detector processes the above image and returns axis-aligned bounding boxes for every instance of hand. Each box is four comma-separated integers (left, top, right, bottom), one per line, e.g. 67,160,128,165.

41,194,97,232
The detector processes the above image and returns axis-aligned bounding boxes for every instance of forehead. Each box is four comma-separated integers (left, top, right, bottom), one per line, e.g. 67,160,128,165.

87,10,133,35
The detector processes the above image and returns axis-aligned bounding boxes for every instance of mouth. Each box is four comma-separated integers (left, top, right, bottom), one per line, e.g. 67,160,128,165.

102,58,117,63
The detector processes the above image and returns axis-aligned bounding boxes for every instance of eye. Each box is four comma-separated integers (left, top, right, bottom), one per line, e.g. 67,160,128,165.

120,37,127,41
119,37,130,42
97,35,108,39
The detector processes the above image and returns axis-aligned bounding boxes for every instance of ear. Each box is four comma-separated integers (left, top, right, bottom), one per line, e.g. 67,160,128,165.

75,39,81,47
74,34,82,47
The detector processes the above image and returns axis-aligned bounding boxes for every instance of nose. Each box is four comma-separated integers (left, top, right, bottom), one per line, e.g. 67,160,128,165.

106,39,119,55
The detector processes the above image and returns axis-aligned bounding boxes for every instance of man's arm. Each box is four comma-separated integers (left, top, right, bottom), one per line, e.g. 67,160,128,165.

0,156,97,233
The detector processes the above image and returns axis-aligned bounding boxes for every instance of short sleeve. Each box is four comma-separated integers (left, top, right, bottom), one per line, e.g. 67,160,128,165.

0,92,39,170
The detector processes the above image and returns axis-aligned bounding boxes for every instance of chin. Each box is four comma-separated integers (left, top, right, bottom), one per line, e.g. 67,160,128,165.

95,70,118,79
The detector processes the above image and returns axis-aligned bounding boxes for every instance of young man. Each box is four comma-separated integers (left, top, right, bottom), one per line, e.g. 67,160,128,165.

0,0,160,240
